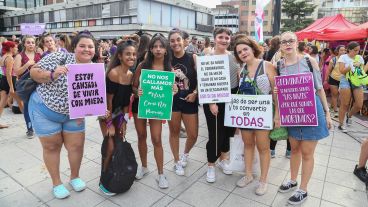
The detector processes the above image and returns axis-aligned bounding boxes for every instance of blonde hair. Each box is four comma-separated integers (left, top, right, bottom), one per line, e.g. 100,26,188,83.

280,31,297,40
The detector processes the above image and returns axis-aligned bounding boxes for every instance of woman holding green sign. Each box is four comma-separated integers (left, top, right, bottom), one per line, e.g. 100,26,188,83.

132,33,177,189
276,31,331,205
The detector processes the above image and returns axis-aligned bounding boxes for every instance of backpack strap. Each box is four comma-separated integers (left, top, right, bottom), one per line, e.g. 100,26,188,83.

305,56,313,73
276,60,281,76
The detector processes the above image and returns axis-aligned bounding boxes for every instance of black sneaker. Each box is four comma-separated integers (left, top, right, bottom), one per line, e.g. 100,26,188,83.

26,130,34,139
288,189,308,205
353,165,368,183
338,125,348,133
278,180,298,193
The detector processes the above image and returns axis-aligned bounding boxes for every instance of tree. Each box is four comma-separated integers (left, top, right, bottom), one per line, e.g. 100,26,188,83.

281,0,317,32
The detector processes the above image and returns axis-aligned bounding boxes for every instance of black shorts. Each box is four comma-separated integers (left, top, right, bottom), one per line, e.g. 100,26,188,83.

0,76,16,94
132,97,139,114
172,96,198,114
328,76,340,86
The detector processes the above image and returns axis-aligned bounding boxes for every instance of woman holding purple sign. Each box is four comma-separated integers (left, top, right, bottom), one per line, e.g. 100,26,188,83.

276,31,331,205
233,35,278,196
29,31,96,199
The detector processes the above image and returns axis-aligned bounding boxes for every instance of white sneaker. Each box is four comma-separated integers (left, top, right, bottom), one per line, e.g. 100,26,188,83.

216,160,233,175
180,154,189,168
174,162,185,176
135,166,149,180
236,175,253,188
206,166,216,183
156,174,169,189
255,181,268,196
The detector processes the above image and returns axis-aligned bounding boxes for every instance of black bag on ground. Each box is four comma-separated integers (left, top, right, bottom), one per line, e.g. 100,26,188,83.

100,135,137,194
15,71,37,102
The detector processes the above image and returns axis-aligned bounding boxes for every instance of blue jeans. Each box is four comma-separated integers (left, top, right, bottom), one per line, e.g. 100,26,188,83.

23,101,32,132
28,92,85,137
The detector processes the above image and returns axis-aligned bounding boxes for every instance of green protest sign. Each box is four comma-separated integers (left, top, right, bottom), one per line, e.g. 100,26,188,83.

138,69,175,120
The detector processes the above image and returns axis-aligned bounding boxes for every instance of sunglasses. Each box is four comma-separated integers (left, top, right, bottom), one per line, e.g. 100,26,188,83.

281,39,296,46
152,33,165,38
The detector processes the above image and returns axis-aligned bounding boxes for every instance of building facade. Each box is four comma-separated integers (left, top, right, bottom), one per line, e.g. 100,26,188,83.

212,5,239,34
0,0,214,38
318,0,368,23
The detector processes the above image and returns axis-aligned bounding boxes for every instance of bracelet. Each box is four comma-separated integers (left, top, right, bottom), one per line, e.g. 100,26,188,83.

50,71,54,81
106,119,113,128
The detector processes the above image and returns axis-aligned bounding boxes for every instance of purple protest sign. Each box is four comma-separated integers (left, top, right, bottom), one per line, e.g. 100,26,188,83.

275,72,318,126
67,63,106,119
20,23,46,36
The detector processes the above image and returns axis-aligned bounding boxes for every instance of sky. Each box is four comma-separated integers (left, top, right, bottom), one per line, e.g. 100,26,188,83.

189,0,222,8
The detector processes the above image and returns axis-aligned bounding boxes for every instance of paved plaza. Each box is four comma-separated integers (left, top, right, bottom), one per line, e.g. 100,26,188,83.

0,106,367,207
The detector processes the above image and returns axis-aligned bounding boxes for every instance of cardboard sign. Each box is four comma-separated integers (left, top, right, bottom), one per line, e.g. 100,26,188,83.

20,23,46,36
138,69,175,120
67,63,106,119
275,72,318,126
225,94,273,130
197,55,231,104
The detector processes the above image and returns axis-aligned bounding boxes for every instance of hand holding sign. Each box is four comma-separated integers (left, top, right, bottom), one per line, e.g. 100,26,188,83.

54,65,68,80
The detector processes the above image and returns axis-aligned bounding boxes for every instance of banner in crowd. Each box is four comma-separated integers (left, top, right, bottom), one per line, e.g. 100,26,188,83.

67,63,106,119
20,23,46,36
255,0,271,42
197,55,231,104
224,94,273,130
275,72,318,126
138,69,175,120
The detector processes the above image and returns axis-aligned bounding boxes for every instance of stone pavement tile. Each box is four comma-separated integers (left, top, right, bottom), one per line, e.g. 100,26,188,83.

151,195,175,207
167,199,193,207
27,174,69,203
182,146,207,163
315,144,331,156
329,146,359,162
94,200,120,207
177,182,230,207
314,152,329,167
129,141,154,159
322,182,368,207
62,160,100,183
147,149,173,166
47,188,105,207
195,139,207,149
198,167,241,192
0,169,7,179
318,136,332,146
270,156,290,171
325,167,366,192
86,177,114,199
138,169,187,193
0,145,42,174
220,193,267,207
272,192,321,207
320,200,344,207
232,181,279,206
11,164,49,187
16,139,44,160
0,177,23,199
83,140,103,161
109,182,165,207
167,165,207,198
267,167,288,187
331,139,361,151
0,188,43,207
164,158,205,178
328,156,357,173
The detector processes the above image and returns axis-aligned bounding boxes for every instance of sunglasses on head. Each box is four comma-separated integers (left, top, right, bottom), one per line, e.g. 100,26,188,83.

152,33,165,38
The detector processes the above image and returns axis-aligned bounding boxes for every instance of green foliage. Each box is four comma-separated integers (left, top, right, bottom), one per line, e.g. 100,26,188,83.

281,0,317,32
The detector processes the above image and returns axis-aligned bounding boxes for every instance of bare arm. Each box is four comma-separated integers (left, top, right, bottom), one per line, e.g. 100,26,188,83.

325,59,334,82
30,64,68,84
339,62,350,75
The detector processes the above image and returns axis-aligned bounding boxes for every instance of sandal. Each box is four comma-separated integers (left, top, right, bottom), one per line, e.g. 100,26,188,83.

69,178,86,192
53,184,70,199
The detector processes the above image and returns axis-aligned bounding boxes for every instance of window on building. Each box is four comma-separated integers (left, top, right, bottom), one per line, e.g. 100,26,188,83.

103,18,112,25
74,21,81,27
111,2,120,17
241,1,248,6
241,10,249,16
96,19,103,26
121,17,130,24
263,21,268,26
112,18,120,25
39,13,44,23
251,21,254,26
62,22,69,28
49,11,55,22
17,0,26,8
27,0,35,8
131,16,138,24
82,20,88,27
88,20,96,26
5,0,16,7
252,0,256,5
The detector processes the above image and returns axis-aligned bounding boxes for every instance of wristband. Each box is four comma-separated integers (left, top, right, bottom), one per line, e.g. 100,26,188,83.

50,71,54,81
124,114,129,122
106,120,113,128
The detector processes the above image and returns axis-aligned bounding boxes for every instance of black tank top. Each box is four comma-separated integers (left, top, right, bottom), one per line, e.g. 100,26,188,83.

172,52,197,98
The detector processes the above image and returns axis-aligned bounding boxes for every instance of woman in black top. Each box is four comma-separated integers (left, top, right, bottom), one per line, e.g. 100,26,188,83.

98,40,136,195
168,29,198,176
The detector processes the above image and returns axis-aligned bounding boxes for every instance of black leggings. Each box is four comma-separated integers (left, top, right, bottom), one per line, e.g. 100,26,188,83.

270,139,291,151
204,103,236,163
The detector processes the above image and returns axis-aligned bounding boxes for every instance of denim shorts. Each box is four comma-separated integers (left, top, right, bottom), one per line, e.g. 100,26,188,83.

288,95,329,141
339,76,363,89
28,92,85,137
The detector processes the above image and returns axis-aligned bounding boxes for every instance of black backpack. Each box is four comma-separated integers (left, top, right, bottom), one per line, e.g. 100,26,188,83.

100,135,137,194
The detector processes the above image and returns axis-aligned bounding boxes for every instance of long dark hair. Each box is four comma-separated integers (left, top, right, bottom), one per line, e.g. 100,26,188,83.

107,40,137,75
141,34,171,71
137,34,150,61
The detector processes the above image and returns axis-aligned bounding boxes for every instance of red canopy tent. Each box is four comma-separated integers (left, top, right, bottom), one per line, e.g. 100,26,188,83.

316,21,368,41
295,14,357,40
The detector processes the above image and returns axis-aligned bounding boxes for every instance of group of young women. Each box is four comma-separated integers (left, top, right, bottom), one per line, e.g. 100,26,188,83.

0,28,335,205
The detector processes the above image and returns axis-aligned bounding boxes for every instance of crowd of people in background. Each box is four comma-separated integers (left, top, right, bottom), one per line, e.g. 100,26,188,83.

0,27,368,205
